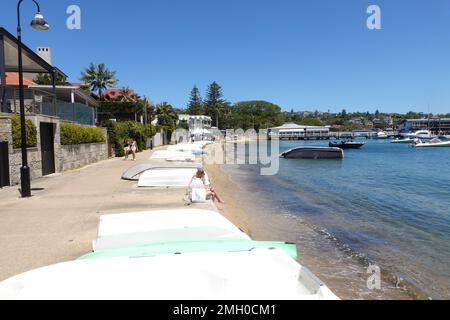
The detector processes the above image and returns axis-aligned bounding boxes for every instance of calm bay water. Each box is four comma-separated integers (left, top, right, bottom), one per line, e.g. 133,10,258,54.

222,139,450,299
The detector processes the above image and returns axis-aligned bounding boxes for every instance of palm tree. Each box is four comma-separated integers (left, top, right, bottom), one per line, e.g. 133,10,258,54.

117,87,136,103
80,63,118,99
156,102,178,127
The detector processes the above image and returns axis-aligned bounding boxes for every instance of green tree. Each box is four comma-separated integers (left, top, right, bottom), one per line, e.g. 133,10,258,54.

34,73,70,86
232,101,284,131
187,86,203,115
80,63,118,98
204,82,227,128
156,102,178,127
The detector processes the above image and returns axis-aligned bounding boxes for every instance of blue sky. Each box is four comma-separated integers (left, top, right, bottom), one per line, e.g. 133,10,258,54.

1,0,450,114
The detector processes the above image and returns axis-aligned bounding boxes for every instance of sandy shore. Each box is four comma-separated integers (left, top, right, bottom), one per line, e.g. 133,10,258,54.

204,163,252,237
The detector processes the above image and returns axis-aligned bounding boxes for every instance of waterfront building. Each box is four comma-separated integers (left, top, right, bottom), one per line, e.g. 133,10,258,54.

398,118,450,134
269,123,330,140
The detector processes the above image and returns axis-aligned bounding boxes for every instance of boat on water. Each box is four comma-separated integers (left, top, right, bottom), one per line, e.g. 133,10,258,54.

281,147,344,159
374,131,388,139
138,168,207,188
391,138,418,144
412,138,450,148
403,130,437,140
0,209,339,300
329,141,365,149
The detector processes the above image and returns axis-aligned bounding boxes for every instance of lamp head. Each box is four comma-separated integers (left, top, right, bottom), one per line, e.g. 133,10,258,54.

31,12,49,30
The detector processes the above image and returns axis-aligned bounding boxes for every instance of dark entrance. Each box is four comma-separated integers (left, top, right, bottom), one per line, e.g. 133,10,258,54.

40,123,55,176
0,141,10,188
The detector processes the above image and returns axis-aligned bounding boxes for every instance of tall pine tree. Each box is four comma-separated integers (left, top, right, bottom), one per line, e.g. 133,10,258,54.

205,82,227,128
187,86,203,115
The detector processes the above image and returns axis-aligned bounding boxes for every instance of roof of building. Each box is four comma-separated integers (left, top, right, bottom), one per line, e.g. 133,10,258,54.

4,72,36,85
271,123,330,130
0,27,67,78
27,84,99,107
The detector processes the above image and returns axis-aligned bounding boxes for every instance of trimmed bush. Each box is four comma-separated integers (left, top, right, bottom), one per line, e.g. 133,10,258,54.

11,115,37,149
60,123,106,146
106,120,156,157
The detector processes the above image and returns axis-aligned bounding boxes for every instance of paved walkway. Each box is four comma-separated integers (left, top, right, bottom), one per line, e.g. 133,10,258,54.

0,149,213,281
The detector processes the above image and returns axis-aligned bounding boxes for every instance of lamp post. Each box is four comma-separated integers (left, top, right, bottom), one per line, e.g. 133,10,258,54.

17,0,49,197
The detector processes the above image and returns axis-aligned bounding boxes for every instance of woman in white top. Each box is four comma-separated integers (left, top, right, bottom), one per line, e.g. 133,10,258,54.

188,165,225,204
130,140,138,161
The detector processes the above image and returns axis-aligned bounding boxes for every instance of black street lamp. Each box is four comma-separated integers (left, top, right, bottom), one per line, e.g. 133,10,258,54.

16,0,49,197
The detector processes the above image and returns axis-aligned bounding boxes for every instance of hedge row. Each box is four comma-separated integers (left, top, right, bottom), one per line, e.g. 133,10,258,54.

11,115,37,149
60,123,106,146
106,120,156,157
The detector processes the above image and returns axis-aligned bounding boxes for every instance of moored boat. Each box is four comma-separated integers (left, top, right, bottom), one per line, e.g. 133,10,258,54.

412,138,450,148
329,141,365,149
391,138,418,144
281,147,344,159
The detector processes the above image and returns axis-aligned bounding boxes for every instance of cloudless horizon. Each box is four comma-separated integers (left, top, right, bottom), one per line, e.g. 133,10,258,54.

1,0,450,114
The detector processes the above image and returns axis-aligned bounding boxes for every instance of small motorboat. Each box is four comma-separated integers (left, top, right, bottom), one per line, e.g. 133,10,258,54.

280,147,344,159
329,141,365,149
412,138,450,148
374,131,388,139
391,138,418,144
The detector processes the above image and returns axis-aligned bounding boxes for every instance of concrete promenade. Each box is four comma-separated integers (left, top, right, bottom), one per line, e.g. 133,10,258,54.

0,149,214,281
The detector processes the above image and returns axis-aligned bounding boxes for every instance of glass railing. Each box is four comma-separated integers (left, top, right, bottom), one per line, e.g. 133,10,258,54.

42,101,95,126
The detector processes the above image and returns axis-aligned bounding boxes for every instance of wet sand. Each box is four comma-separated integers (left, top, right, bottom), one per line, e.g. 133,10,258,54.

206,161,415,300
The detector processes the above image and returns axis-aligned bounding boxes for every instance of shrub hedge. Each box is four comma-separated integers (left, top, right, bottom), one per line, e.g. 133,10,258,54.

105,121,156,157
11,115,37,149
60,123,106,146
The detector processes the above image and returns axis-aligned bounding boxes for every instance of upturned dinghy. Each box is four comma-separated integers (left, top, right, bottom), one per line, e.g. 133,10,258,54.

151,150,195,162
281,147,344,159
122,164,198,181
137,168,208,188
0,249,339,300
93,209,249,251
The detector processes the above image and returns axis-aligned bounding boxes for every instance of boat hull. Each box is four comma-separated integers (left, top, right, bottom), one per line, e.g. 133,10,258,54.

0,249,339,300
281,147,344,159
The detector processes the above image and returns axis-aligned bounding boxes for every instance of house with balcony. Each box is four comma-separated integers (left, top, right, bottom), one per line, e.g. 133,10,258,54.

0,27,106,188
0,27,99,125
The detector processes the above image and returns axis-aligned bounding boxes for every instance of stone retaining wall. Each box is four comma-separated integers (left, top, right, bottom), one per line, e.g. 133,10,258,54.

0,115,109,187
60,142,108,171
9,148,42,185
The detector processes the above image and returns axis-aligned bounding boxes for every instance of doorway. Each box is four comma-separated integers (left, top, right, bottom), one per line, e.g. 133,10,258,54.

0,141,10,188
40,123,55,176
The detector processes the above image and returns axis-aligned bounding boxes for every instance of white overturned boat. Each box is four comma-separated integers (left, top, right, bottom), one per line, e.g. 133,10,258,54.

93,209,248,251
138,167,208,188
151,150,195,162
0,209,339,300
412,138,450,148
0,249,339,300
122,164,198,181
281,147,344,159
